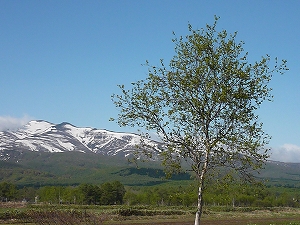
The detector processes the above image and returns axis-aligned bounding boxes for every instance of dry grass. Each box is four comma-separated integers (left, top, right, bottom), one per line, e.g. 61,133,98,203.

104,208,300,225
1,203,300,225
0,205,108,225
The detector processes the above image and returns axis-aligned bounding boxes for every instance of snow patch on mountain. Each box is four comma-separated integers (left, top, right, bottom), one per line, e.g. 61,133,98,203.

16,120,54,137
56,139,75,151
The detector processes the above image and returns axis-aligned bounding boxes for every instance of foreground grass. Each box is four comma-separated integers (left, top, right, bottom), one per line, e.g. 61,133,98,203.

1,203,300,225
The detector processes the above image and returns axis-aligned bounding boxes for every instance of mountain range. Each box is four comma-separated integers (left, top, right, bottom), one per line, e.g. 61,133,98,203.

0,120,161,160
1,120,300,187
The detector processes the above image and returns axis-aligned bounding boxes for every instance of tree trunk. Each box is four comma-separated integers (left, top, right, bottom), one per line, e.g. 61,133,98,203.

194,150,208,225
194,211,200,225
194,181,204,225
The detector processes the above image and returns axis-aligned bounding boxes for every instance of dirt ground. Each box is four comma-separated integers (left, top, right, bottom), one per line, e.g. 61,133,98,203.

106,217,300,225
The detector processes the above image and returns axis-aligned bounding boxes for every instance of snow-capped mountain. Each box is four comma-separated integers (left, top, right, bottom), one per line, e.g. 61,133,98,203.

0,120,161,159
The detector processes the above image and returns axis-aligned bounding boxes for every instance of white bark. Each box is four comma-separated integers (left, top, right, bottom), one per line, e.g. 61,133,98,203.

194,211,200,225
194,149,209,225
194,184,203,225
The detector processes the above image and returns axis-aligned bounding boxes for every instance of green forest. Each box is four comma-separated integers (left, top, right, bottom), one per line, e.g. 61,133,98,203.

1,181,300,208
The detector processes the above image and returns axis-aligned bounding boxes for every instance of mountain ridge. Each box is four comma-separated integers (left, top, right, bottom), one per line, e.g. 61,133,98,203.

0,120,161,159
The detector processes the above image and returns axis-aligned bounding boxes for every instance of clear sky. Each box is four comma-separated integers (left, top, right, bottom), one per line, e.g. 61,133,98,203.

1,0,299,162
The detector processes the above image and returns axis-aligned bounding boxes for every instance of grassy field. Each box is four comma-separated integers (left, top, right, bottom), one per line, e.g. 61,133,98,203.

1,203,300,225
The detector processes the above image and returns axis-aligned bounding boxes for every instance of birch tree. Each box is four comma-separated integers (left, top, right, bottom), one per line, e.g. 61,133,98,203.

111,17,288,224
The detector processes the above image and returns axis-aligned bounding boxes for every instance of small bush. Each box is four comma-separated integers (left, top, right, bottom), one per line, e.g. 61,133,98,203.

0,209,27,220
117,207,189,217
29,209,108,225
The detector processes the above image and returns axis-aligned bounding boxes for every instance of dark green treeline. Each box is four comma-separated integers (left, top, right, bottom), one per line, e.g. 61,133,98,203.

1,181,300,207
0,181,125,205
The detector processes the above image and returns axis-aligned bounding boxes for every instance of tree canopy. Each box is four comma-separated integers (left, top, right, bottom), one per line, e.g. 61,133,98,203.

112,17,288,224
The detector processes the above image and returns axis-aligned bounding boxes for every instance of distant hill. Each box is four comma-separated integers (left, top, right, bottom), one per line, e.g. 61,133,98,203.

257,160,300,187
0,150,191,186
0,150,299,187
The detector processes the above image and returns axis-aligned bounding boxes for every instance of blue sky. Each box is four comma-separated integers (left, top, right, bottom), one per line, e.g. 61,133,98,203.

1,0,299,162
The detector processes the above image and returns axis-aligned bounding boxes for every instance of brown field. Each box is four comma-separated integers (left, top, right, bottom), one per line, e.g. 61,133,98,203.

104,209,300,225
106,218,300,225
1,202,300,225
